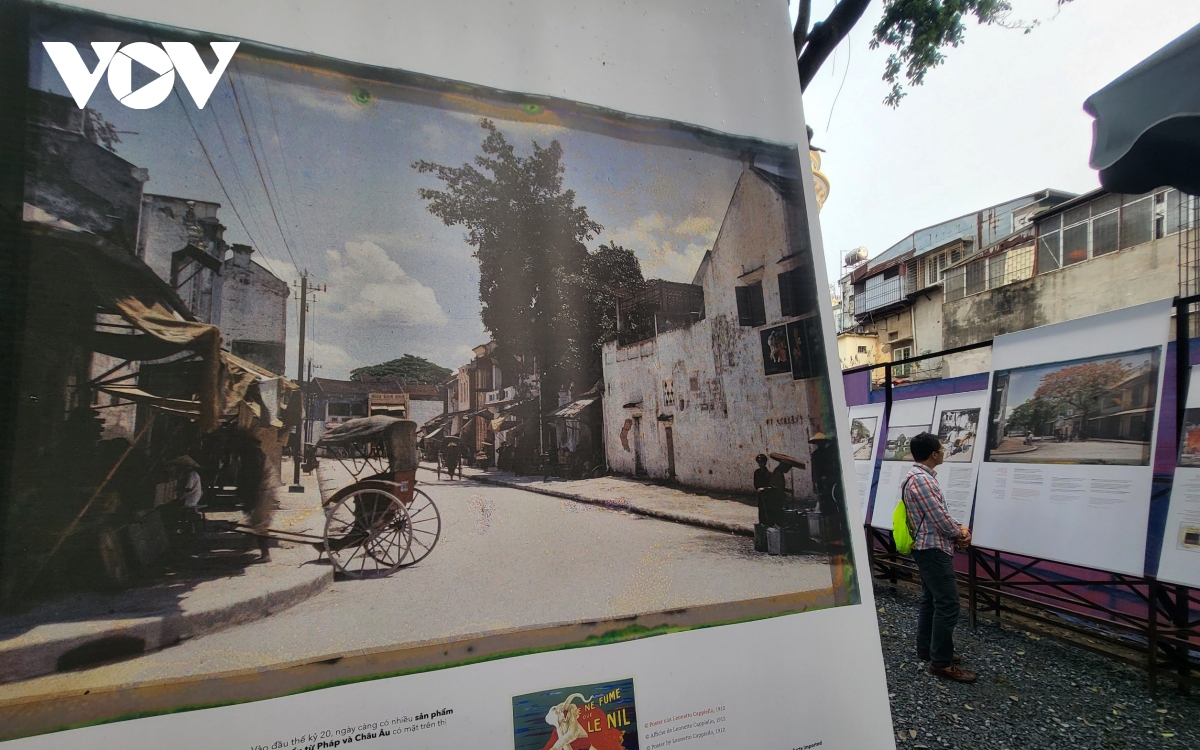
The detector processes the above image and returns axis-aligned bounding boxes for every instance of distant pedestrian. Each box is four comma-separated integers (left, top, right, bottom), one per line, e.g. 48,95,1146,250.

903,432,976,683
753,454,774,525
442,439,461,480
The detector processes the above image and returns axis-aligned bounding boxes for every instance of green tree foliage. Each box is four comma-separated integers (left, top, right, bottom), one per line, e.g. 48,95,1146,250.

413,119,644,395
794,0,1074,107
1006,395,1058,436
350,354,452,384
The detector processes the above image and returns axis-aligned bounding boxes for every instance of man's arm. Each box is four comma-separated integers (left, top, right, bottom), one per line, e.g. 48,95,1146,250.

908,473,964,540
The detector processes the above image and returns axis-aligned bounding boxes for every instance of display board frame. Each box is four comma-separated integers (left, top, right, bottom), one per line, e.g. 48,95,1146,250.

972,300,1173,576
0,1,896,746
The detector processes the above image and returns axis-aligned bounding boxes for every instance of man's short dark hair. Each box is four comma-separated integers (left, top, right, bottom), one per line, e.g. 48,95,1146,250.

910,432,942,462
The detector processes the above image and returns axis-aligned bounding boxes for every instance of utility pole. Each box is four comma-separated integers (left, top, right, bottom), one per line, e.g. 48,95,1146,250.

289,273,325,492
289,272,308,492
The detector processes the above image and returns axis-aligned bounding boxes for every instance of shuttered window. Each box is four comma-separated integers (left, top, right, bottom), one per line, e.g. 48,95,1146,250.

778,266,814,317
735,282,766,326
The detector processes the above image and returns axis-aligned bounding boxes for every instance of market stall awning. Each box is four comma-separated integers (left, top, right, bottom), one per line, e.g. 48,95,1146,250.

96,384,201,415
30,226,224,431
552,397,598,419
1085,22,1200,194
424,427,443,439
491,414,519,432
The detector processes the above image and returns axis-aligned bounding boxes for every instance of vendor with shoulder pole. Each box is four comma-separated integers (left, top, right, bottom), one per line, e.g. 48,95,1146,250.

903,432,975,683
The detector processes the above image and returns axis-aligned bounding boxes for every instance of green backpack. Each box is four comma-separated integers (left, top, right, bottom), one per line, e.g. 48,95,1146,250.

892,476,915,555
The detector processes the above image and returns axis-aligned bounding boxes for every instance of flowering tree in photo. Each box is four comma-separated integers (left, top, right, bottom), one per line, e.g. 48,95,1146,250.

1032,360,1130,440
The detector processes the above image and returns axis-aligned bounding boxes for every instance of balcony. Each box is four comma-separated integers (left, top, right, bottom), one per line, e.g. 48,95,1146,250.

855,274,905,315
485,386,517,405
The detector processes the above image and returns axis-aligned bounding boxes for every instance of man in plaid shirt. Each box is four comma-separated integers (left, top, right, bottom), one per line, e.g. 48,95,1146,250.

903,432,976,683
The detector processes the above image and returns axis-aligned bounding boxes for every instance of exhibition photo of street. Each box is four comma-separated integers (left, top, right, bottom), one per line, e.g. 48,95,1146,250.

3,0,1200,748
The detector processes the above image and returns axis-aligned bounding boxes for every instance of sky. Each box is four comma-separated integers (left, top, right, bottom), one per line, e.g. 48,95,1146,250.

790,0,1200,283
29,3,1200,379
29,23,763,379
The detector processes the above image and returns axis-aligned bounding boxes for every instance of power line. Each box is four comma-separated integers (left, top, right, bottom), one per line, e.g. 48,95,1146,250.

826,32,852,133
171,86,280,279
206,87,279,267
234,63,307,264
263,71,316,262
228,71,302,279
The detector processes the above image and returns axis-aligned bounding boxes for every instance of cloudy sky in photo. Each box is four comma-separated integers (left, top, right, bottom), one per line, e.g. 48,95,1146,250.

791,0,1200,280
30,38,751,379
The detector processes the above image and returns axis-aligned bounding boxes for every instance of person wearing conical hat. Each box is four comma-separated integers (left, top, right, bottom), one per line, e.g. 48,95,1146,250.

169,455,203,509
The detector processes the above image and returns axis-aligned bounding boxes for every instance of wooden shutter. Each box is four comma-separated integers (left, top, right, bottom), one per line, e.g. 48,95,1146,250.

735,286,753,326
778,270,795,317
748,283,766,326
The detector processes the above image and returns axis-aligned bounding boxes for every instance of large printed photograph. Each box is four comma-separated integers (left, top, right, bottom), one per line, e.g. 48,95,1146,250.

985,348,1161,465
0,4,855,735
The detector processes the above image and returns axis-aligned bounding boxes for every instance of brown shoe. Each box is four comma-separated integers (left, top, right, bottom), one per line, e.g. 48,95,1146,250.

930,664,977,683
918,652,962,664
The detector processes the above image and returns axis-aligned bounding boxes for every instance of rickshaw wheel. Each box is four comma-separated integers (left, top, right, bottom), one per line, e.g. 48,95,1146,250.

397,488,441,567
365,482,441,567
323,487,413,579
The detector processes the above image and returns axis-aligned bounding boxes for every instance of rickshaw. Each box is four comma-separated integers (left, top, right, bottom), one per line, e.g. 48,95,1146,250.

313,415,442,578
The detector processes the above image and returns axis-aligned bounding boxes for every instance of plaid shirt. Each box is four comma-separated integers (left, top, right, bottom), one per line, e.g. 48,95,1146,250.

902,464,962,555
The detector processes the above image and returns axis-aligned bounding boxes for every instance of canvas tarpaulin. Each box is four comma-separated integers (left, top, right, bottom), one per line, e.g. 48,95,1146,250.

551,397,597,420
33,228,293,433
113,298,222,432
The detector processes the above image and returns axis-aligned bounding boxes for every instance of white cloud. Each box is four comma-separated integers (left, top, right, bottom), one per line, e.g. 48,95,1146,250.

673,215,718,239
607,212,718,283
640,239,709,283
324,240,449,328
309,341,360,380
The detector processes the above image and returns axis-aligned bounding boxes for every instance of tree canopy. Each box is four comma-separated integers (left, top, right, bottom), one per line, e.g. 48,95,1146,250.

414,119,644,395
350,354,452,384
1032,359,1130,439
794,0,1074,107
1006,396,1058,436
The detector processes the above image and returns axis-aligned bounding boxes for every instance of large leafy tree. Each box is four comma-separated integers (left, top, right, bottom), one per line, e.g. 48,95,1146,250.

1032,359,1130,440
414,120,643,402
350,354,452,384
1006,395,1058,436
794,0,1074,107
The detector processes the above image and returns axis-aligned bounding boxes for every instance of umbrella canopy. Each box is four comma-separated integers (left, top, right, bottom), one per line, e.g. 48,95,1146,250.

1085,23,1200,195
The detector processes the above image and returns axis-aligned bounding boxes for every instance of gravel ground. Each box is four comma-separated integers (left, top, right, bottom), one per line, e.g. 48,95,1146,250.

875,584,1200,749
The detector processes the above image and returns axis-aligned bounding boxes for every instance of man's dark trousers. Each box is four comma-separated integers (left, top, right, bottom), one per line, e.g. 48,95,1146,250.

912,547,958,668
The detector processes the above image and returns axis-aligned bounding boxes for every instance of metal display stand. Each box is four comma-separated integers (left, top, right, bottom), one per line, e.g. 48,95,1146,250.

847,321,1199,693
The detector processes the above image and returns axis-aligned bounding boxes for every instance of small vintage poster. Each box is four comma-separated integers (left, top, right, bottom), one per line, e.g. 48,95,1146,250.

513,680,639,750
786,316,824,381
760,325,791,376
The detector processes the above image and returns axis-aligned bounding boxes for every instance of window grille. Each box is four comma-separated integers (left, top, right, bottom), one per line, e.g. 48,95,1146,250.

1120,196,1153,250
943,245,1035,302
1034,191,1179,277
